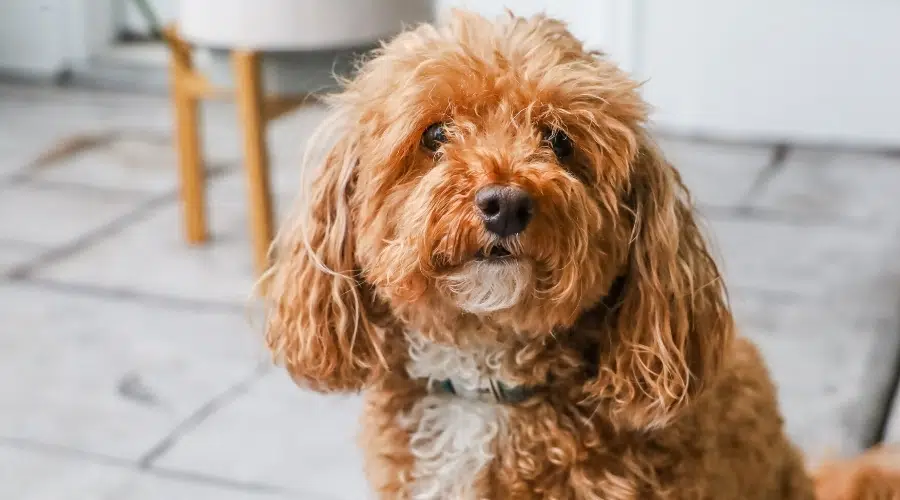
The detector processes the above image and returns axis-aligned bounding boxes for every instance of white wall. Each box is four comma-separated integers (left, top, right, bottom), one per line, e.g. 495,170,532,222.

437,0,637,72
0,1,71,77
0,0,115,79
438,0,900,147
637,0,900,147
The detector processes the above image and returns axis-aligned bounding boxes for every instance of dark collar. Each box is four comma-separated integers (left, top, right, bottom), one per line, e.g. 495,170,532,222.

428,378,537,404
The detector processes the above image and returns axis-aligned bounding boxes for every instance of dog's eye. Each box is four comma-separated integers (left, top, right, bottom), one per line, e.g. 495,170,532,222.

543,129,574,159
422,123,448,152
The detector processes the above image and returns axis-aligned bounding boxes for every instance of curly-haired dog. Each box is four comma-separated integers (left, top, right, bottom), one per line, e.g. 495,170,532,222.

263,10,899,499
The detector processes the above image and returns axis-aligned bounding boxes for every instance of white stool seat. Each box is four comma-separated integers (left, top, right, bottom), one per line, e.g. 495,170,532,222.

179,0,434,51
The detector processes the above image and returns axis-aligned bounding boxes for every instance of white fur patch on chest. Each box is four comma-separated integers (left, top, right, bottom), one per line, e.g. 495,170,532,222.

401,333,508,500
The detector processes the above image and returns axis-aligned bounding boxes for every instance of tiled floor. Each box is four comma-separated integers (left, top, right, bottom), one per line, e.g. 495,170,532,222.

2,82,900,498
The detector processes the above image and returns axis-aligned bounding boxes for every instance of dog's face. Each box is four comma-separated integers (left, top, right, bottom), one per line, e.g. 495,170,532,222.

342,12,645,335
266,10,732,429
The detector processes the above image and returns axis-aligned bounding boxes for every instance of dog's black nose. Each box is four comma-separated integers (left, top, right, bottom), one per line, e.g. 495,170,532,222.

475,185,534,237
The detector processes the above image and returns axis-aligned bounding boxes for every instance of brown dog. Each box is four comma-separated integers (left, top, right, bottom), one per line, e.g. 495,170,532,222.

263,10,899,499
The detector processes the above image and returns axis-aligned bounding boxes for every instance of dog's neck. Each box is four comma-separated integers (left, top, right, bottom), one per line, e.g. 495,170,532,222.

401,275,627,405
405,331,540,404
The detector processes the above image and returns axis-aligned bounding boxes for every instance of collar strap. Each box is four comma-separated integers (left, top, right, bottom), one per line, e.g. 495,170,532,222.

428,378,537,404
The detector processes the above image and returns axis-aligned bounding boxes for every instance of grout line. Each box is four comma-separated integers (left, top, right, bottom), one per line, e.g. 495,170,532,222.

5,165,234,280
0,436,134,468
698,203,872,229
5,175,166,199
7,163,235,199
653,129,785,150
137,363,270,468
0,436,305,497
8,278,252,315
867,303,900,446
736,143,791,211
2,129,172,183
5,191,176,280
653,129,900,157
145,466,311,497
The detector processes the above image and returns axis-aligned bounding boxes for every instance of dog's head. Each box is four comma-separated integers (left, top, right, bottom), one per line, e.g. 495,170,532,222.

264,10,733,428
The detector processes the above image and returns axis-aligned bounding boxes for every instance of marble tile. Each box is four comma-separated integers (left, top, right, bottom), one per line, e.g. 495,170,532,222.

0,83,172,132
118,474,298,500
0,132,59,179
0,446,296,500
3,81,326,185
731,290,900,458
0,83,245,184
0,241,43,276
0,283,266,459
30,173,298,304
16,87,327,301
20,99,328,198
0,446,129,500
155,371,371,500
750,148,900,225
0,182,148,248
265,102,329,197
704,215,900,311
24,134,198,195
706,205,900,457
210,168,304,236
879,388,900,445
0,85,173,178
654,135,773,208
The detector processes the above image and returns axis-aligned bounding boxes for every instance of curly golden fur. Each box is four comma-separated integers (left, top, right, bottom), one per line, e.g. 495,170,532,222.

263,9,899,499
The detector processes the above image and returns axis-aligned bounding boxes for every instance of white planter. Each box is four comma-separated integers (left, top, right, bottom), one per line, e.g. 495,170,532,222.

179,0,434,94
179,0,434,51
201,47,359,95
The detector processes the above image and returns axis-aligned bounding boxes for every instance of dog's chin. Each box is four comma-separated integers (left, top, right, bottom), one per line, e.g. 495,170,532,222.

443,258,534,314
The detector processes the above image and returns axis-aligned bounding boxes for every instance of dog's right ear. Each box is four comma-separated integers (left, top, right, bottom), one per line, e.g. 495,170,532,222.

583,138,734,430
262,117,387,393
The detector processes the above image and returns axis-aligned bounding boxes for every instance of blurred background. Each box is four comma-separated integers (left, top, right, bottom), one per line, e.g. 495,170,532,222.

2,1,900,499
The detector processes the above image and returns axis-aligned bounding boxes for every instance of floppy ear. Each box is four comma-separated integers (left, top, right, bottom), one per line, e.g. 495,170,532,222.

262,119,388,393
585,135,734,429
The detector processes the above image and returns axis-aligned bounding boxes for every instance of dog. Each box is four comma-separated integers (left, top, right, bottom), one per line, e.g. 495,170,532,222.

262,9,900,499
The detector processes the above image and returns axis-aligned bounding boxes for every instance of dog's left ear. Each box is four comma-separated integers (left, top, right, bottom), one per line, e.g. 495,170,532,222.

585,135,734,430
261,119,389,393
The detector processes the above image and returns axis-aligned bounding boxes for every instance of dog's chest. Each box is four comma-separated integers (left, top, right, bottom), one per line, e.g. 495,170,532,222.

401,333,509,500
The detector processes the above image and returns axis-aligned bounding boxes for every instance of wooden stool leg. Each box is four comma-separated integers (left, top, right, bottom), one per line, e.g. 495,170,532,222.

168,35,208,244
233,50,275,277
